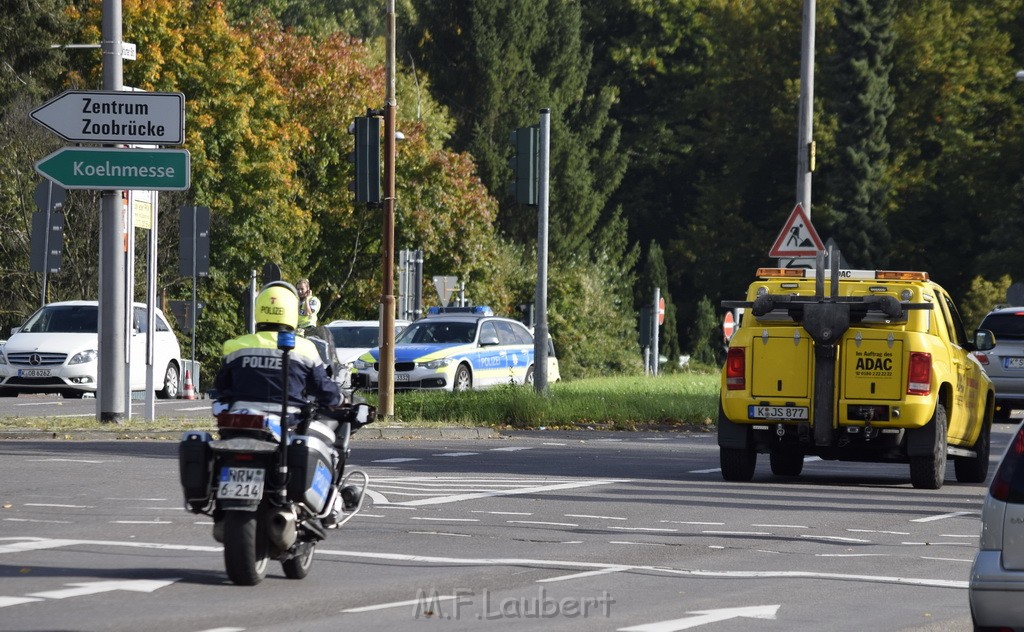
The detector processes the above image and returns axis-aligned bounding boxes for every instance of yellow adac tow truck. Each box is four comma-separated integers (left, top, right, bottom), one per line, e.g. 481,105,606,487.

718,251,996,489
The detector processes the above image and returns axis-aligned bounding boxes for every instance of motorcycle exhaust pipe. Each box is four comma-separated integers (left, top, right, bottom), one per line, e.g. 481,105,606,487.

266,508,297,549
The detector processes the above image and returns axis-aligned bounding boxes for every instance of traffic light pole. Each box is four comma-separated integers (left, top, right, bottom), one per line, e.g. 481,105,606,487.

378,0,397,418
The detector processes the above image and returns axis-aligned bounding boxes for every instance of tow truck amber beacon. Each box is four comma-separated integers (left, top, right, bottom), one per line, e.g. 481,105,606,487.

717,247,996,489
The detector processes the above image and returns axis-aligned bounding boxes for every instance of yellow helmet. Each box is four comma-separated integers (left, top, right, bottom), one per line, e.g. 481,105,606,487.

255,281,299,331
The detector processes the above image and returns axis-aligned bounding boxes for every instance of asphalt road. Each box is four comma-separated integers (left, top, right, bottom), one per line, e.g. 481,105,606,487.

1,420,1014,632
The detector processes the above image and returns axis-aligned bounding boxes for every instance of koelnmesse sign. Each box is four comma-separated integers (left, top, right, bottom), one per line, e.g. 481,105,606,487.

35,147,191,191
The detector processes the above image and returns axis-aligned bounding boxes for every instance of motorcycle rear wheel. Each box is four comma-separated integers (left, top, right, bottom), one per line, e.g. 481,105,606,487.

281,541,316,579
223,510,270,585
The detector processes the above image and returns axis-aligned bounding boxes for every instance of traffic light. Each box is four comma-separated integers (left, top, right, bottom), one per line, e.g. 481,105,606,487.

508,125,539,206
349,116,381,204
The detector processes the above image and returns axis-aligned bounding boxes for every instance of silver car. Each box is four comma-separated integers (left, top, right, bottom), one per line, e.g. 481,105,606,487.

975,307,1024,420
969,420,1024,629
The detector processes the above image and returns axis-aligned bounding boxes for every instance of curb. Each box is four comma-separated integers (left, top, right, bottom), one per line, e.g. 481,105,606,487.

0,426,503,441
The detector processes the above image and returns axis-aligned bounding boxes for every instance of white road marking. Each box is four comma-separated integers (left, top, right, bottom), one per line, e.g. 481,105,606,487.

799,535,871,543
610,541,668,547
701,531,771,536
408,531,471,537
940,534,979,538
25,578,180,600
0,597,44,608
921,556,972,562
23,503,94,509
508,520,579,527
848,528,910,535
816,553,889,558
662,521,724,526
27,458,109,464
538,567,630,583
394,479,628,507
372,458,421,463
688,467,721,474
471,510,532,516
410,517,480,522
566,514,628,520
364,489,390,506
489,447,533,452
752,524,808,529
196,628,245,632
432,452,479,457
4,518,72,524
608,526,678,533
542,442,567,446
175,405,210,411
343,595,461,613
911,511,976,523
618,604,780,632
111,520,174,525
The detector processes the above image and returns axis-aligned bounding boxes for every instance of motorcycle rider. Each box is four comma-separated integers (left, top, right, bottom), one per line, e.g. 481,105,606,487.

212,281,345,535
215,280,340,410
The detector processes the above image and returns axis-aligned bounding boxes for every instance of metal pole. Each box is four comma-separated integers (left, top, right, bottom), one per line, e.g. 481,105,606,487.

145,192,158,420
97,0,127,422
378,0,397,417
652,287,660,377
796,0,816,216
248,269,257,334
190,205,197,372
533,109,551,393
41,183,52,308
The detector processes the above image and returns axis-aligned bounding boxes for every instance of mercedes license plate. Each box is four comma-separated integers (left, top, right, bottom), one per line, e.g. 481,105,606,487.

17,368,51,378
1005,357,1024,370
749,405,808,420
395,374,410,381
216,467,265,500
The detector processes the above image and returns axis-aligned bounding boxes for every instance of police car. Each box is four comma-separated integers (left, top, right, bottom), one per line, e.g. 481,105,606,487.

350,306,536,391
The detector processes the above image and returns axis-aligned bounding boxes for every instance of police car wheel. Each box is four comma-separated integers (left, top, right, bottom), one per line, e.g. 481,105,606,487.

524,366,535,386
453,364,472,391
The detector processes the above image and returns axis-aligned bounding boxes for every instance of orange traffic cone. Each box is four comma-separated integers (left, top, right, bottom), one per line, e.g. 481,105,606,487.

183,369,195,400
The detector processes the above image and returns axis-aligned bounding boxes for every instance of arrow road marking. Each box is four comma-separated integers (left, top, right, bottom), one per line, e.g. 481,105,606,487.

25,578,180,600
618,605,780,631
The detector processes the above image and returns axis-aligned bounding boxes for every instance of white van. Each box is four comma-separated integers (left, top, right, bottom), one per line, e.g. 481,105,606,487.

0,301,183,398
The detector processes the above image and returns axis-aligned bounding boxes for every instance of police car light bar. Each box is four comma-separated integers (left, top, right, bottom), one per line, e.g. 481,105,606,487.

755,268,928,282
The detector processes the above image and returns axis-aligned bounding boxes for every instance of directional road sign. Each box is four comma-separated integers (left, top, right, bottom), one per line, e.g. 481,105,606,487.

35,147,191,191
30,90,185,145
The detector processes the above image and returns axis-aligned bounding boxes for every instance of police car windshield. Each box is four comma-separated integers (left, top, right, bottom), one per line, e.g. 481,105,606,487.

21,305,98,334
397,321,477,344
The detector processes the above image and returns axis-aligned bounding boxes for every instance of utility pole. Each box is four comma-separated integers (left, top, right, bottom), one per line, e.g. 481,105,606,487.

98,0,127,422
379,0,397,418
533,109,551,393
796,0,816,216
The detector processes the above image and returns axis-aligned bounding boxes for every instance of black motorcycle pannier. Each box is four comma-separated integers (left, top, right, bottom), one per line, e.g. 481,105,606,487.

179,431,213,507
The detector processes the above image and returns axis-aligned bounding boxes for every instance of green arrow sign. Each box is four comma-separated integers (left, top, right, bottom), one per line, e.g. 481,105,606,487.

35,147,191,191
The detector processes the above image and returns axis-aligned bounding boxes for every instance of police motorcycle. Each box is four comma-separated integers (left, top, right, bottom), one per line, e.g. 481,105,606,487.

177,328,375,586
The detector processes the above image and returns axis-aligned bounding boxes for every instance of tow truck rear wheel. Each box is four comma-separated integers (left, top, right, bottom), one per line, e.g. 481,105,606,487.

720,447,756,482
910,403,947,490
770,448,804,477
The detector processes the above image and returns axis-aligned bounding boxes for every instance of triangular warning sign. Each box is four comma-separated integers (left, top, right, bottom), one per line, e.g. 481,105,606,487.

769,203,825,257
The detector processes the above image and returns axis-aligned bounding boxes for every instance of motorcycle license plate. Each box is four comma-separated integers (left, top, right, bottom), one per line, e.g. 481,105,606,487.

749,405,808,420
217,467,265,500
